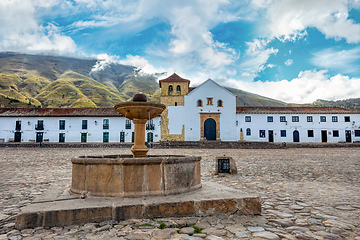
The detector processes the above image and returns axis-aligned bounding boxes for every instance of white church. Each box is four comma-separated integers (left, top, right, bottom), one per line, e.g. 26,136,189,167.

0,73,359,144
159,74,360,143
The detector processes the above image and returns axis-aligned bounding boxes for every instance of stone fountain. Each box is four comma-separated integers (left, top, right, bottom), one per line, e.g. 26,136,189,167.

15,93,261,230
70,93,201,198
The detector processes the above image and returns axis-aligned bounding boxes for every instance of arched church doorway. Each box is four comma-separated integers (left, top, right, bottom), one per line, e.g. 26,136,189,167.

204,118,216,140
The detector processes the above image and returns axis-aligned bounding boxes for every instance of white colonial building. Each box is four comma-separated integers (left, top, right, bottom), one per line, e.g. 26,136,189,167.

0,73,359,144
159,73,360,143
0,108,161,143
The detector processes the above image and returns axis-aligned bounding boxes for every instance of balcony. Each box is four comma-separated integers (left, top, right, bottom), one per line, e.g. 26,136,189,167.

35,124,44,130
146,124,155,130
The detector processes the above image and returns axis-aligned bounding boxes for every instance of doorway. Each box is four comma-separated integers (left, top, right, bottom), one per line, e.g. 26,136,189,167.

59,133,65,142
345,130,352,143
81,133,87,143
293,130,300,142
14,132,21,142
120,132,125,142
321,130,327,142
268,130,274,142
204,118,216,140
147,132,153,143
36,132,43,142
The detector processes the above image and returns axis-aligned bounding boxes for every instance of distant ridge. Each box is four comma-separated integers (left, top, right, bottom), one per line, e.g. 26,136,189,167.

0,52,357,110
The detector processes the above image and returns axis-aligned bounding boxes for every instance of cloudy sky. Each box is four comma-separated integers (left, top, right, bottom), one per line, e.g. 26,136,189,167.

1,0,360,103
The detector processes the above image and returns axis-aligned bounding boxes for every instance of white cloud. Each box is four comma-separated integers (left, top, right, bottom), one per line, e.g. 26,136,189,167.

285,59,293,66
312,47,360,73
239,39,278,80
265,0,360,43
0,0,75,55
226,70,360,103
91,54,119,72
119,55,167,76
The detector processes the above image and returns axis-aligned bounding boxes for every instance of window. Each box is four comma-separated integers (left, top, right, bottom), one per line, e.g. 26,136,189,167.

307,116,313,122
267,116,273,122
103,119,109,129
281,130,286,137
15,120,21,131
207,98,213,105
246,128,251,136
245,116,251,122
82,120,87,129
103,132,109,142
125,119,131,129
197,99,203,107
59,120,65,130
355,130,360,137
280,116,286,122
332,116,338,122
259,130,265,138
320,116,326,122
35,120,44,130
175,102,177,106
308,130,314,137
292,116,299,122
333,130,339,137
217,100,223,107
176,85,181,92
146,119,155,130
344,116,350,122
168,85,173,93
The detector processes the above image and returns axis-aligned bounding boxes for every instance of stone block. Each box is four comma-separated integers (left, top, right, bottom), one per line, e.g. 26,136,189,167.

115,205,144,221
145,201,195,218
15,212,43,230
199,199,237,214
238,197,262,215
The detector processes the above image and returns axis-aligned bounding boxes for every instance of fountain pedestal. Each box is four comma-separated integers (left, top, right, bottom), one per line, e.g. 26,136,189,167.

131,118,148,158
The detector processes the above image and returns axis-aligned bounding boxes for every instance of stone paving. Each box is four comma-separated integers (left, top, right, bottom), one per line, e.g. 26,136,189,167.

0,147,359,239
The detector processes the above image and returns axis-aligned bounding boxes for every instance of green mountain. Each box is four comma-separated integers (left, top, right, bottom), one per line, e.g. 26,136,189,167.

224,86,286,107
0,52,158,108
0,52,357,110
297,98,360,111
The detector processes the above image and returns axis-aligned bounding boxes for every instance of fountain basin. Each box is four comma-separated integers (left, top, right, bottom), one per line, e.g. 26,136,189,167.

70,155,201,198
114,102,166,120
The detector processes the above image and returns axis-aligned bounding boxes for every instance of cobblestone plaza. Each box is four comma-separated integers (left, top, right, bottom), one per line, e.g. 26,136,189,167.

1,147,359,239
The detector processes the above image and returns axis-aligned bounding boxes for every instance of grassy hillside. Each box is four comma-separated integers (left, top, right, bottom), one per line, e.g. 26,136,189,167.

1,52,356,110
288,98,360,111
0,52,158,107
224,87,287,107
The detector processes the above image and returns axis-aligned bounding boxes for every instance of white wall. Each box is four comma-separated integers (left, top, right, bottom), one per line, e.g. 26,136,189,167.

0,116,161,143
237,113,360,143
184,80,237,141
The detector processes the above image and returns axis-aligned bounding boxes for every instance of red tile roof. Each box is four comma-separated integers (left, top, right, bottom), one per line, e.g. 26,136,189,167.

0,107,122,117
188,87,196,93
158,73,190,88
236,106,360,114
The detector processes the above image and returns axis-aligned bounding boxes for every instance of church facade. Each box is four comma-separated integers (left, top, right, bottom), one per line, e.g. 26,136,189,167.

159,73,360,143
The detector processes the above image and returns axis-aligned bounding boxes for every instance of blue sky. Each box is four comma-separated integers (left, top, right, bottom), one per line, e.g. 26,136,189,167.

0,0,360,103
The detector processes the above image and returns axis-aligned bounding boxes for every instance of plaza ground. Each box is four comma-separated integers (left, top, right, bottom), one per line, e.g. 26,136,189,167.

0,147,359,239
